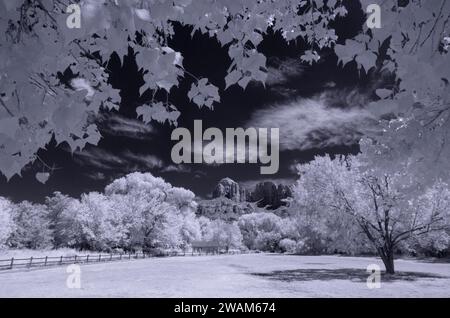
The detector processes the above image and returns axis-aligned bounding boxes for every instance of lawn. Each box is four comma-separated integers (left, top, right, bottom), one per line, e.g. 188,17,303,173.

0,253,449,297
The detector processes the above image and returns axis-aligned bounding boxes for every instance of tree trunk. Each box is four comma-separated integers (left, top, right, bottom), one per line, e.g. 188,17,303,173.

381,249,395,274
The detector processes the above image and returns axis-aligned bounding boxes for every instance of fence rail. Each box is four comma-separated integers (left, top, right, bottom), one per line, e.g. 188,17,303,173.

0,250,244,271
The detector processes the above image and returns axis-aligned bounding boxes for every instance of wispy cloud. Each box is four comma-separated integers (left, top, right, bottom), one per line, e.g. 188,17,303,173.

266,57,305,86
73,147,164,172
161,164,191,173
72,146,194,179
121,150,164,170
98,113,155,140
247,95,376,151
73,148,126,171
85,172,107,181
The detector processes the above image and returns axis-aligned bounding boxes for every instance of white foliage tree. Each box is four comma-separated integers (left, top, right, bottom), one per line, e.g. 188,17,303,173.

105,172,199,250
403,181,450,256
237,212,290,252
203,219,243,252
8,201,52,249
334,0,450,185
292,153,450,274
45,191,81,248
75,192,112,251
0,197,14,248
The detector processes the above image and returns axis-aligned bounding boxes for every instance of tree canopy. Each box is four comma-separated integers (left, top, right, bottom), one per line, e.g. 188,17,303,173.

1,1,449,185
0,0,350,181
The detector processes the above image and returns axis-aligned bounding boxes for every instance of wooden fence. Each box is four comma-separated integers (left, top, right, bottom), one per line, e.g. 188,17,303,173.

0,250,245,271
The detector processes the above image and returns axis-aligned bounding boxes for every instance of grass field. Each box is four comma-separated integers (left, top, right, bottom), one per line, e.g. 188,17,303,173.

0,254,449,297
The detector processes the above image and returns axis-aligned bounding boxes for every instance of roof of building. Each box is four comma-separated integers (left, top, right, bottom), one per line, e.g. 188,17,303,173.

191,241,222,248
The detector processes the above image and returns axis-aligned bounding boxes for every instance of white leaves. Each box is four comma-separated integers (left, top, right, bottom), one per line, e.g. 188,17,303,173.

134,9,151,22
334,6,348,17
225,70,242,89
443,37,450,53
84,124,102,146
367,99,397,117
188,79,220,109
1,0,17,11
136,102,180,126
71,78,95,98
354,51,377,73
301,50,321,65
335,39,365,65
225,48,267,89
35,172,50,184
335,39,377,72
0,117,18,139
136,47,184,94
375,89,392,99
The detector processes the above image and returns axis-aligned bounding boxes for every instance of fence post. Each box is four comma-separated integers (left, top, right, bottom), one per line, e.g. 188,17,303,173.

60,256,63,265
10,257,14,270
29,257,33,268
86,255,89,263
74,255,77,263
44,256,48,266
98,254,101,262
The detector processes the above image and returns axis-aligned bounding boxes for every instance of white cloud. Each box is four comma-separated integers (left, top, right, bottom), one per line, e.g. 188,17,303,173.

247,97,375,151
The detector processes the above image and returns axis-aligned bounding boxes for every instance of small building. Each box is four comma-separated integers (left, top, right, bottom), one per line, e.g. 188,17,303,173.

191,241,222,254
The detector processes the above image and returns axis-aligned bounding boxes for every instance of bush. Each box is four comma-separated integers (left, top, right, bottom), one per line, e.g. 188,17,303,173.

279,238,297,253
238,212,284,251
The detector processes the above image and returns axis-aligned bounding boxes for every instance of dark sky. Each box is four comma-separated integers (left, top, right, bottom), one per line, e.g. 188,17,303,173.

0,1,371,203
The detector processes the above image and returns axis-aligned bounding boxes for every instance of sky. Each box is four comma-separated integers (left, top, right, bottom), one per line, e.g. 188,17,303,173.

0,1,374,203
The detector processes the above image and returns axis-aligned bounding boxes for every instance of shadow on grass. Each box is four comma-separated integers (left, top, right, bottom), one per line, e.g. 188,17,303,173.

414,257,450,264
252,268,446,283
